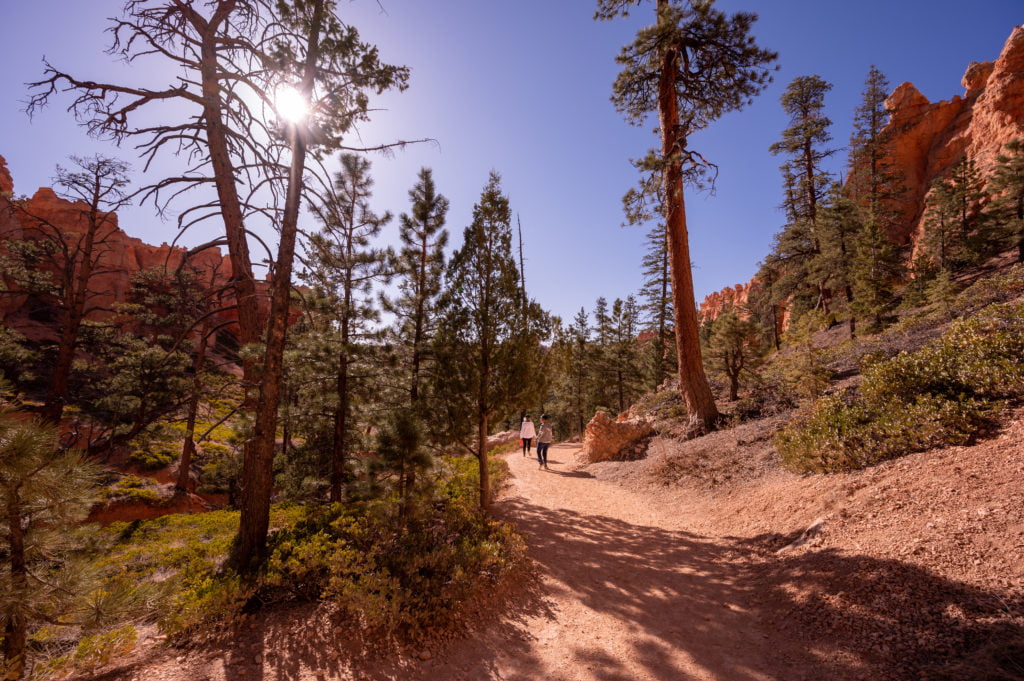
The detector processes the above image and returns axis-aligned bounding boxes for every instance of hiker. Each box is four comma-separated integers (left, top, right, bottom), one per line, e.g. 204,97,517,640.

536,414,553,470
520,414,536,457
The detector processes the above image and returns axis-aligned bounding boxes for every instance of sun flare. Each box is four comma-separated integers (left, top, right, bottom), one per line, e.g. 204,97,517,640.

274,85,309,124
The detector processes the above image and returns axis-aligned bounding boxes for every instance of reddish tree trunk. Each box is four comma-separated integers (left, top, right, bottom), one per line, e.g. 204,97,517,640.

198,3,262,403
656,9,719,433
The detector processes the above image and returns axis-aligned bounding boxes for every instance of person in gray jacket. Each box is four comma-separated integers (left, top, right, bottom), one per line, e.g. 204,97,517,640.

536,414,553,469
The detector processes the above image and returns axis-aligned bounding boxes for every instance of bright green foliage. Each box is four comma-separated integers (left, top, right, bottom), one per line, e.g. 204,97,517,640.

0,416,99,679
104,475,162,504
38,625,138,678
702,310,763,401
988,138,1024,263
261,457,524,636
776,301,1024,472
432,172,550,507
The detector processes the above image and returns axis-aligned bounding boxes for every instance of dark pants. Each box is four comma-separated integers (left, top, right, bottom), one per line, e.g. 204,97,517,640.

522,438,532,455
536,442,549,466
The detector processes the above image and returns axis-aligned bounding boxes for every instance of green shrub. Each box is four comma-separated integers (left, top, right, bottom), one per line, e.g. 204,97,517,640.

129,444,177,470
38,625,137,677
776,301,1024,472
260,459,526,637
104,475,162,504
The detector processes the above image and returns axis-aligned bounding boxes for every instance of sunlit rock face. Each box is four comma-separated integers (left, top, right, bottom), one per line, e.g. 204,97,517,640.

581,410,654,463
698,26,1024,325
881,26,1024,250
0,156,12,195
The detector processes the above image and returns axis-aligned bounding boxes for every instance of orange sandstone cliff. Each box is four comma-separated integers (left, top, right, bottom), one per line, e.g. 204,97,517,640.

699,25,1024,322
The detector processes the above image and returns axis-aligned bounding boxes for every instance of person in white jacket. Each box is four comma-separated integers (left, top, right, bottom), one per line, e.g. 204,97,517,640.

519,415,536,457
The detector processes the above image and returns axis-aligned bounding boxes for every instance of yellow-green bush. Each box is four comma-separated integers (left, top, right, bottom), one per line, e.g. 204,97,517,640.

104,475,161,504
776,301,1024,472
261,459,525,637
37,625,137,677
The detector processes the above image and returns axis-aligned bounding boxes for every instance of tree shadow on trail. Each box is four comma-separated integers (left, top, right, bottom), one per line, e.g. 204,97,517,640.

482,497,1022,681
203,498,1021,681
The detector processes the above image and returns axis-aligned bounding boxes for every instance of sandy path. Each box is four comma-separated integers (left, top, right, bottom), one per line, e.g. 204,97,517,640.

101,444,844,681
405,444,821,681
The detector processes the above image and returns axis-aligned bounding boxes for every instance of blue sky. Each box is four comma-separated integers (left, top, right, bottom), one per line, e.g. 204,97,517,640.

0,1,1021,323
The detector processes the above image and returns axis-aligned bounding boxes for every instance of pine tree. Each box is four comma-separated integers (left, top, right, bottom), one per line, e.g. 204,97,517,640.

814,184,863,336
608,296,644,413
0,417,98,680
596,0,776,433
638,222,675,389
0,155,131,423
922,177,958,273
383,167,450,409
703,310,762,401
568,308,592,438
923,156,991,272
847,66,903,235
305,153,391,503
851,219,902,330
769,75,837,314
989,138,1024,262
432,173,548,509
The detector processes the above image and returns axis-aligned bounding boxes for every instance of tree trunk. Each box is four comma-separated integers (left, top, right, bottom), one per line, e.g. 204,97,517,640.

199,5,262,404
477,412,490,511
232,0,325,571
657,14,719,434
330,345,350,503
845,285,856,339
42,204,108,423
3,492,26,681
177,323,209,492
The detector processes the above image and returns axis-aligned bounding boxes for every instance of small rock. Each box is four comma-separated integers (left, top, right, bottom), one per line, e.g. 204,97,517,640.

254,654,262,665
418,650,433,661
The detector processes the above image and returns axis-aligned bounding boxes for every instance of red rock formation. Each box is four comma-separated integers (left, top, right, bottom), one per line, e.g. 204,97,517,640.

0,154,258,345
697,280,759,323
882,25,1024,248
0,156,12,195
702,26,1024,324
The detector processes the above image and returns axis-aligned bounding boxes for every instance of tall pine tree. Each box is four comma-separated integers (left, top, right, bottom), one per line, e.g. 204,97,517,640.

306,153,391,503
596,0,776,433
432,173,548,509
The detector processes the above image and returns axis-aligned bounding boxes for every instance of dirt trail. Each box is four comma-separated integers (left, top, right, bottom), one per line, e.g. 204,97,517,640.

401,443,847,681
95,444,864,681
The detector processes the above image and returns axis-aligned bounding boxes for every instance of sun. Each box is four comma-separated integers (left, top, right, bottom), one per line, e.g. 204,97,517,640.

274,85,309,124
